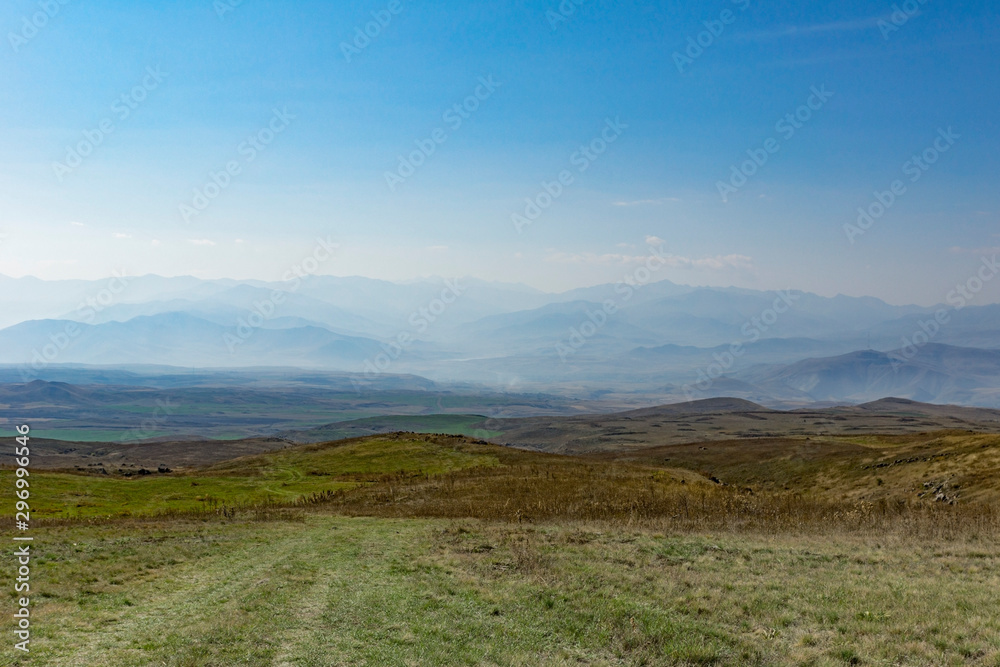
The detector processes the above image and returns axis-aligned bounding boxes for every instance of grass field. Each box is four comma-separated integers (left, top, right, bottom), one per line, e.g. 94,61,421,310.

3,431,999,665
606,431,1000,504
5,515,1000,666
9,435,498,519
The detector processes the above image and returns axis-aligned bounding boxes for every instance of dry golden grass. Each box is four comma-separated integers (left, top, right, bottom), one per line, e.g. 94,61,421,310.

604,430,1000,504
296,434,1000,542
26,432,1000,544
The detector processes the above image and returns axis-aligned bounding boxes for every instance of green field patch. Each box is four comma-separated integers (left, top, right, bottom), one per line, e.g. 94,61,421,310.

4,434,499,519
204,433,499,479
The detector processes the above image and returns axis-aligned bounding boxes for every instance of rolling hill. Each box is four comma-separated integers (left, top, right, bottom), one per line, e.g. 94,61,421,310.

743,344,1000,406
481,396,1000,454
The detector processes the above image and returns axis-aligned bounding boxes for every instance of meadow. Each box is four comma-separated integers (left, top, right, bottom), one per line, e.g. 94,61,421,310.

3,432,999,665
17,435,499,519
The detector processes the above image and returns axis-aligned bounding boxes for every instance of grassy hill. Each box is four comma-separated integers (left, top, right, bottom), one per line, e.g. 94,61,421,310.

11,434,500,520
482,398,1000,454
604,431,1000,504
11,428,1000,520
5,431,1000,665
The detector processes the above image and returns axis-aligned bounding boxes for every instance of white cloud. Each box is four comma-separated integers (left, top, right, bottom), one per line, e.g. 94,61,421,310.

112,233,132,239
188,239,216,246
151,239,161,247
69,221,86,227
645,235,666,247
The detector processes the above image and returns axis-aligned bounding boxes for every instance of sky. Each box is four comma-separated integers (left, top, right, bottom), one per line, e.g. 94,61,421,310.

1,0,998,306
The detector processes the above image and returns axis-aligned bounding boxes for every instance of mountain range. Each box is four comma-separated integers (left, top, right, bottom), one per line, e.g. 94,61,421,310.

2,273,999,407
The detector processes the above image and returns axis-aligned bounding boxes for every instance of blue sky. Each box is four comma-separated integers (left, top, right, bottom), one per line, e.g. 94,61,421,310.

1,0,998,305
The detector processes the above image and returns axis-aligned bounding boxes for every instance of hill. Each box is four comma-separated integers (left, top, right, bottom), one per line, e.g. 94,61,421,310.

278,414,502,443
482,397,1000,454
743,344,1000,405
6,431,1000,665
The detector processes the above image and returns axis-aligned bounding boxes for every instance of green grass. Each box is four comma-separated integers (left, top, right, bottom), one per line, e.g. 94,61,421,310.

6,435,499,519
10,472,355,519
4,433,1000,664
5,515,999,666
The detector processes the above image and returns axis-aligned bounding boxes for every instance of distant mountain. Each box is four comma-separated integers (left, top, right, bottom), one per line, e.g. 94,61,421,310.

872,304,1000,349
0,366,440,391
851,397,1000,423
0,379,109,406
3,273,1000,406
0,313,386,370
742,344,1000,407
623,338,858,371
297,275,551,325
618,397,766,417
65,284,387,338
456,287,931,350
